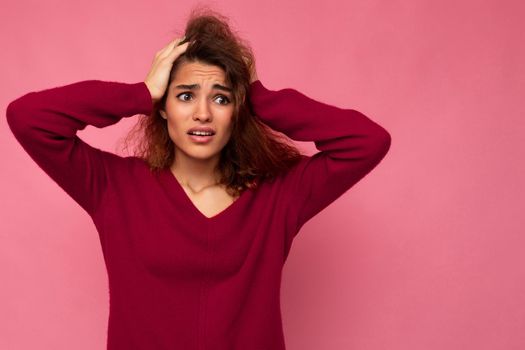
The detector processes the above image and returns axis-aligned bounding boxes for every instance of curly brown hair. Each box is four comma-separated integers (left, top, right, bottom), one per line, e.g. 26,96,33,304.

120,5,304,198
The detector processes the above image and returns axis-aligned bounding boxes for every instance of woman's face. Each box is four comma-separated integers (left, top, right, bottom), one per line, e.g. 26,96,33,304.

160,61,235,162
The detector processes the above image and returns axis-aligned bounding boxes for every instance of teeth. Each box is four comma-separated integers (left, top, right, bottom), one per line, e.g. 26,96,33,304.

189,131,213,136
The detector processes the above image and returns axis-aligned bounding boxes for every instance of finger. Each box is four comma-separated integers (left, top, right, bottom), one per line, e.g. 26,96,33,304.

157,38,187,59
172,36,186,47
158,37,186,55
174,40,189,49
167,41,190,59
177,35,188,45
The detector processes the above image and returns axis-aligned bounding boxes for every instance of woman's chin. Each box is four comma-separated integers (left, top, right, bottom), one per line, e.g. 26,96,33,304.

176,147,222,161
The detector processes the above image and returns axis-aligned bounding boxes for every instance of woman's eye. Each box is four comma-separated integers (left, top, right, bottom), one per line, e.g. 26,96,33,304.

177,92,192,101
215,95,231,105
176,93,230,105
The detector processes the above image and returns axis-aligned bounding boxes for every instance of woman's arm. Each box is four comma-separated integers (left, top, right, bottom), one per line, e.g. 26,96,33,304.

6,80,153,217
248,80,391,236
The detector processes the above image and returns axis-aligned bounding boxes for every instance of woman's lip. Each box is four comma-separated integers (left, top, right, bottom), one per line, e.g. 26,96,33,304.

187,127,216,134
188,133,214,143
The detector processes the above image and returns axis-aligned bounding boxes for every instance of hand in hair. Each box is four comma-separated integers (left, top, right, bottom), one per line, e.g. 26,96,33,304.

144,36,190,103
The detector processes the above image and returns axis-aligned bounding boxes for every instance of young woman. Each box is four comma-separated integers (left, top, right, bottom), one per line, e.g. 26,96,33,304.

6,9,391,350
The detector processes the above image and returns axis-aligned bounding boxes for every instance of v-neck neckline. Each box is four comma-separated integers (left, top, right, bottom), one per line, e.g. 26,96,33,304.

160,167,252,222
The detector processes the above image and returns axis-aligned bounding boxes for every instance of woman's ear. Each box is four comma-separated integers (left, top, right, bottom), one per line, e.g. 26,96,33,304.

159,109,167,119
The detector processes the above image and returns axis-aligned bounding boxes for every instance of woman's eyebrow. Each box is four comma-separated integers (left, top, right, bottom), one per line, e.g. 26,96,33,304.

175,83,232,93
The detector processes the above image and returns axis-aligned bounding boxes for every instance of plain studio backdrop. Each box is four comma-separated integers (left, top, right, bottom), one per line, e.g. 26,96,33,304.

1,0,523,349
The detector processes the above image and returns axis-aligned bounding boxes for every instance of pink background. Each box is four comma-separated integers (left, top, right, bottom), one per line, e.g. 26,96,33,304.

2,0,524,349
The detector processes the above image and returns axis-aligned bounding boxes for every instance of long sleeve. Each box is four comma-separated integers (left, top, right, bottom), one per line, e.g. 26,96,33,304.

6,80,154,217
247,80,391,235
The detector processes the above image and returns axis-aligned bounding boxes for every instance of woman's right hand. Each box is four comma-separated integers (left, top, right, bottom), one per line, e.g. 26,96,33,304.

144,36,190,103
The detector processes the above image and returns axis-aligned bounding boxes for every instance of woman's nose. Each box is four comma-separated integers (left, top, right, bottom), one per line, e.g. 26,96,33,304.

194,97,212,120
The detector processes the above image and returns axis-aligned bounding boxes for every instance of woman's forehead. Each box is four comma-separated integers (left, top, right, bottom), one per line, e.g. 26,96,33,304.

175,61,226,83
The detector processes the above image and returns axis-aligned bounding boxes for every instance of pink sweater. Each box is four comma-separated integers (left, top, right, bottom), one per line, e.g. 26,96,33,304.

6,79,391,349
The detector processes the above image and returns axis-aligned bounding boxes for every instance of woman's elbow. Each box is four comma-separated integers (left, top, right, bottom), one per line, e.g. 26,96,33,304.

369,128,392,163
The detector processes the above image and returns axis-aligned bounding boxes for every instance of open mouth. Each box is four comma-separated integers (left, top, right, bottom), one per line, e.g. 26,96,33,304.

187,132,215,143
